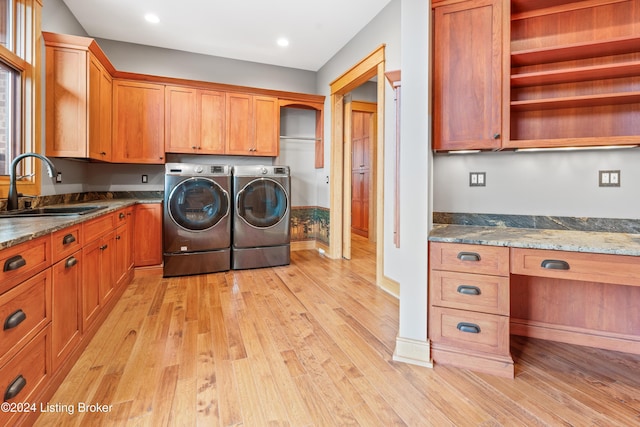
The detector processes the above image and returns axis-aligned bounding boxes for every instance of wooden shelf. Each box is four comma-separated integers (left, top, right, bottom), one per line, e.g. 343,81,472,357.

511,0,628,21
511,61,640,87
511,91,640,112
511,35,640,67
503,136,640,150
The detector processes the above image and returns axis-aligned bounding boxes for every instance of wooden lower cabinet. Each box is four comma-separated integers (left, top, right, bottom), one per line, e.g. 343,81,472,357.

51,250,82,371
115,208,134,287
134,203,163,267
429,242,514,377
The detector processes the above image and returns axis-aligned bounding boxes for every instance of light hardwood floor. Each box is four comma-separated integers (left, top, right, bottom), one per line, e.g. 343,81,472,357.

35,235,640,426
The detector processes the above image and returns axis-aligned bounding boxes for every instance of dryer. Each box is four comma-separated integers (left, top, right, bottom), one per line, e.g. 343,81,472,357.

163,163,231,277
232,165,291,269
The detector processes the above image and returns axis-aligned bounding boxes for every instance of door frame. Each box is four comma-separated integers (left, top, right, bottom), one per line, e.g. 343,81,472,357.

328,45,385,286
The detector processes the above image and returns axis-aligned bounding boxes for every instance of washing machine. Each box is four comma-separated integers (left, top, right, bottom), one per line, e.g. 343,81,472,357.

232,165,291,269
163,163,231,277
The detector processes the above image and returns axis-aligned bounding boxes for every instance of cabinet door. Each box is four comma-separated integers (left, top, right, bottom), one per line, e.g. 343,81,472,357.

254,96,279,156
165,85,199,153
115,219,133,287
51,252,82,371
45,46,88,157
225,92,253,155
199,90,226,154
81,239,102,330
134,203,163,267
88,55,112,161
99,230,117,306
433,0,504,151
112,80,165,163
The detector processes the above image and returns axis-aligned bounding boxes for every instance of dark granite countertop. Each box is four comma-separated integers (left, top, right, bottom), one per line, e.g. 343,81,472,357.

429,224,640,257
0,199,162,250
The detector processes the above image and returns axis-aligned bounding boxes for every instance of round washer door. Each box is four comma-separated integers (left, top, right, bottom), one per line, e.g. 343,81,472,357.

236,178,288,228
168,177,229,231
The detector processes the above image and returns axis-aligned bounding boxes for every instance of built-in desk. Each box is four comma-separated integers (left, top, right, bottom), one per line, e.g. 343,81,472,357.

428,225,640,378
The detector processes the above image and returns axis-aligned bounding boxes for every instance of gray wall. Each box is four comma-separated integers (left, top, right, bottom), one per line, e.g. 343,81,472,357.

433,149,640,220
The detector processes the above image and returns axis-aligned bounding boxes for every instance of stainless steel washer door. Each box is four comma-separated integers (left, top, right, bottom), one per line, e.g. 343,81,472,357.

168,177,230,231
236,178,288,228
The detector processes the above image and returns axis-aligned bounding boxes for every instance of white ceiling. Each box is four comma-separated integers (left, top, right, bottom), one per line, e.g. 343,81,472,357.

62,0,393,71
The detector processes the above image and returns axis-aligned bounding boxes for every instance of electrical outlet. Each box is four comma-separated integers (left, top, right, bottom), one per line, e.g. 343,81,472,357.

142,174,148,183
469,172,486,187
599,170,620,187
56,172,63,183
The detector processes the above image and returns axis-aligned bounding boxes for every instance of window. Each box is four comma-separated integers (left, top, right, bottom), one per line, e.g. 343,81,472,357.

0,0,40,198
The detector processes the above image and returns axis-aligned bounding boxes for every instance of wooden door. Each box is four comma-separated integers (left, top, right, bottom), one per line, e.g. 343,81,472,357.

351,109,373,237
51,251,82,370
432,0,504,151
89,55,112,161
134,203,163,267
199,90,226,154
254,95,279,156
112,80,165,163
165,85,199,153
82,238,102,330
225,92,253,155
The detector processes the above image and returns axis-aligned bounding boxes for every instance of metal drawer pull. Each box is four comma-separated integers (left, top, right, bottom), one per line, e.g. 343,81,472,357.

4,309,26,330
457,322,481,334
62,233,76,245
4,375,26,400
3,255,26,272
65,256,78,268
541,259,570,270
457,285,481,296
457,252,481,262
100,244,108,251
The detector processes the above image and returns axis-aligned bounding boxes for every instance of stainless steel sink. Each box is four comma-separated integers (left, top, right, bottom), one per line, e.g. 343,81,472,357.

0,205,108,218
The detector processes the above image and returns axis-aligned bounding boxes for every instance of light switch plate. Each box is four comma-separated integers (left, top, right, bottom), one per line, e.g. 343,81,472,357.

469,172,486,187
599,170,620,187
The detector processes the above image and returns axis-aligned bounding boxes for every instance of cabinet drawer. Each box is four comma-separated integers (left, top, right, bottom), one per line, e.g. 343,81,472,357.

430,306,510,356
430,270,509,315
0,235,51,294
52,225,82,264
0,269,51,364
430,242,509,276
0,326,49,425
511,248,640,286
83,211,116,243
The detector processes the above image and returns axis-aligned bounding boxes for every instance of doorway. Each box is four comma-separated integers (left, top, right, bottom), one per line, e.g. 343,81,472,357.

328,45,385,287
348,100,377,241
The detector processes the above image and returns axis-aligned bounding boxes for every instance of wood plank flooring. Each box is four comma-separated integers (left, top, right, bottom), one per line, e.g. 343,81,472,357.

35,235,640,426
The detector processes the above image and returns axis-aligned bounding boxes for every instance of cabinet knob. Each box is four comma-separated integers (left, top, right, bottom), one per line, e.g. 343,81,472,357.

100,151,107,155
4,309,26,330
493,133,501,139
65,256,78,268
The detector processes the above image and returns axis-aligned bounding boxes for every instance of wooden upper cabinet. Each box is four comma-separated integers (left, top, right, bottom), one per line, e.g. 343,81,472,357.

432,0,506,151
112,80,165,164
165,86,226,154
45,33,113,160
88,56,113,161
226,93,279,156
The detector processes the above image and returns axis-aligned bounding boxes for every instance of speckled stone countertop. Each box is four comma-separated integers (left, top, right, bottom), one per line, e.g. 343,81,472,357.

429,224,640,256
0,199,162,250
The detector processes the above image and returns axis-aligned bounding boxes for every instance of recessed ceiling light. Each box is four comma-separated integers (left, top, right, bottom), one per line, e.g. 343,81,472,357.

144,13,160,24
277,38,289,47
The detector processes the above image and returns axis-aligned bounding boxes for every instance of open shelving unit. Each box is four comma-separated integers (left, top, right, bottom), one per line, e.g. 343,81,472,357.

505,0,640,149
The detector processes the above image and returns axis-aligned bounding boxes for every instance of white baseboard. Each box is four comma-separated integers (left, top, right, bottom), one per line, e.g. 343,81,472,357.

392,336,433,368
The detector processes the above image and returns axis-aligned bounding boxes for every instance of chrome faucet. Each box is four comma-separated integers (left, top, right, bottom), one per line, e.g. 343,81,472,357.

7,153,57,211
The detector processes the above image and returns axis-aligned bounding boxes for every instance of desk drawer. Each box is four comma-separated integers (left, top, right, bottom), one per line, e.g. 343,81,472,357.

430,242,509,276
511,248,640,286
430,306,510,356
430,270,509,315
0,236,51,294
